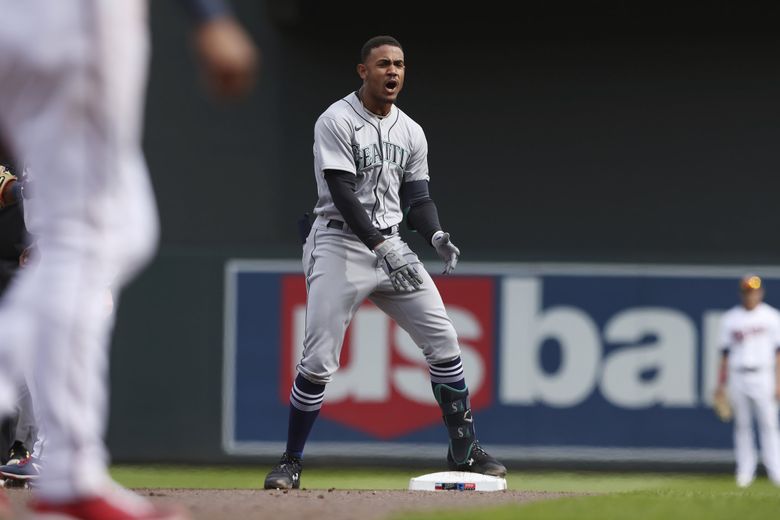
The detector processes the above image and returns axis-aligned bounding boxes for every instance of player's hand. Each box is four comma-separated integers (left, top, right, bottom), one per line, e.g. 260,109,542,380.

19,243,37,268
194,17,259,99
374,240,423,292
431,231,460,275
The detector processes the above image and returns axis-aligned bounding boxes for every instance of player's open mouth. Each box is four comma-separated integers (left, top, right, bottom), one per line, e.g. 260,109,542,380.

385,80,398,92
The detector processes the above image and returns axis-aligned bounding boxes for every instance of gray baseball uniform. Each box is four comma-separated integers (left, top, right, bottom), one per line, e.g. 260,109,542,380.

265,39,504,490
297,92,460,385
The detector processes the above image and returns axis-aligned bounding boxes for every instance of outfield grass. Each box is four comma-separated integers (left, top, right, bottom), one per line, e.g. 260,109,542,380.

109,466,780,520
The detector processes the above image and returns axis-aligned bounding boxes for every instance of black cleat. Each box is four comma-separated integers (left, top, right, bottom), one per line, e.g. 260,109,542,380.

447,442,507,477
264,452,302,490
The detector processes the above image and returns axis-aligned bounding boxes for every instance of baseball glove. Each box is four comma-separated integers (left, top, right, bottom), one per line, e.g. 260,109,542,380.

713,390,733,422
0,165,17,209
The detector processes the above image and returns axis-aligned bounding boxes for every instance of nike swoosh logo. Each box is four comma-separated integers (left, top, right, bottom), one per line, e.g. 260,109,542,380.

355,124,364,131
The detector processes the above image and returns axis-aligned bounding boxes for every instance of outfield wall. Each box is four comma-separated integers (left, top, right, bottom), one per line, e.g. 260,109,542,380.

219,260,779,468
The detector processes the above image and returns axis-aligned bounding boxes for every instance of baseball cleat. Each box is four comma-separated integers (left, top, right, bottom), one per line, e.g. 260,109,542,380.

0,455,41,482
736,475,754,488
447,442,507,477
264,452,302,490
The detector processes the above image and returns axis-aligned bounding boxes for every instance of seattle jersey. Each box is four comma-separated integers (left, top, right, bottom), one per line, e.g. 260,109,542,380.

312,91,429,229
720,302,780,370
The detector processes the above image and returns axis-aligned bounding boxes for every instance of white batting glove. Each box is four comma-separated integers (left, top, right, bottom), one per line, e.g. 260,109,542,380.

374,240,423,292
431,231,460,275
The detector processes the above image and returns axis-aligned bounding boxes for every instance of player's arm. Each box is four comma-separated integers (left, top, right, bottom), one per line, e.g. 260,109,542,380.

401,180,441,243
178,0,231,21
402,127,459,274
401,180,459,275
316,115,385,251
715,317,730,398
178,0,258,99
325,170,422,292
716,349,729,393
324,170,385,250
775,347,780,401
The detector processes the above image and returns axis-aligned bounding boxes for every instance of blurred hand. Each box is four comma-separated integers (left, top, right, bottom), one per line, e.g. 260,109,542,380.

714,385,726,402
19,243,36,268
775,384,780,402
194,17,259,99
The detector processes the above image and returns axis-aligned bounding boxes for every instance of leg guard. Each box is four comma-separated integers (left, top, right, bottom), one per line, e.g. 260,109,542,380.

433,383,475,463
433,383,507,477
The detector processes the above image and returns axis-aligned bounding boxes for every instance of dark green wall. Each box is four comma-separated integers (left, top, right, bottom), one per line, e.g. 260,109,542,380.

106,0,780,462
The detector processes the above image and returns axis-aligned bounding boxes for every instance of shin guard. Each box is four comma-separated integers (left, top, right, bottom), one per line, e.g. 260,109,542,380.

433,383,476,463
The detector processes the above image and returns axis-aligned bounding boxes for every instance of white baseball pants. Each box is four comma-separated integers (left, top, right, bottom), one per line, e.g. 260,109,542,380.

0,0,155,500
729,369,780,485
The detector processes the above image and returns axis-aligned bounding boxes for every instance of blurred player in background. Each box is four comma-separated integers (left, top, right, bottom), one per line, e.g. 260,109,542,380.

263,35,505,490
0,160,39,470
0,159,45,489
714,274,780,487
0,1,256,518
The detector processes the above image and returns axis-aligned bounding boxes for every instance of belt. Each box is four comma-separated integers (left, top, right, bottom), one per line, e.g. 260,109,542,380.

327,219,398,236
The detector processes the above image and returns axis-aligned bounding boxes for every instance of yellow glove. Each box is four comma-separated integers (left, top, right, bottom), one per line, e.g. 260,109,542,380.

0,165,18,209
713,390,733,422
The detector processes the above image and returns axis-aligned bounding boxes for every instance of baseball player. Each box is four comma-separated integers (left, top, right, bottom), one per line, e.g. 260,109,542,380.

714,274,780,487
264,35,506,490
0,161,44,487
0,1,256,518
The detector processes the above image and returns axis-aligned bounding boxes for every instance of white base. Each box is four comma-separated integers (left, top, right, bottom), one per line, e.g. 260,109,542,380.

409,471,507,492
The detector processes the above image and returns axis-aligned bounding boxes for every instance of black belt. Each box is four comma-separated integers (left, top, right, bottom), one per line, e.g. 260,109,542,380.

327,219,398,236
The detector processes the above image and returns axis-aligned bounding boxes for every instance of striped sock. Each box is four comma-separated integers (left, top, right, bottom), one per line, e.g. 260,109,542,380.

429,357,466,391
286,374,325,458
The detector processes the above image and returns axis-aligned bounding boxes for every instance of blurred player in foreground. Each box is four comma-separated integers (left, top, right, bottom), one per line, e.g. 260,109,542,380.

263,35,505,490
714,274,780,487
0,1,256,518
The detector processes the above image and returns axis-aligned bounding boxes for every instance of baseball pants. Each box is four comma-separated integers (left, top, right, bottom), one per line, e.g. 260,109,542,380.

297,216,461,384
730,369,780,484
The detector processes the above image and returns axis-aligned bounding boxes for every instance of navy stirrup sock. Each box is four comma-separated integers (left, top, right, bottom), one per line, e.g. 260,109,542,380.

286,374,325,458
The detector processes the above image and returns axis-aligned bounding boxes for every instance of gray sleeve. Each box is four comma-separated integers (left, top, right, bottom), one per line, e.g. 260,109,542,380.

315,117,356,174
403,123,429,182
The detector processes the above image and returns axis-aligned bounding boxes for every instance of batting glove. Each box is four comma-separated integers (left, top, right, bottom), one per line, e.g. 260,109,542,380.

374,240,423,292
431,231,460,275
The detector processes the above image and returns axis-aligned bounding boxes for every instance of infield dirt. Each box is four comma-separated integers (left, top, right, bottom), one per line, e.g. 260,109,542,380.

6,488,579,519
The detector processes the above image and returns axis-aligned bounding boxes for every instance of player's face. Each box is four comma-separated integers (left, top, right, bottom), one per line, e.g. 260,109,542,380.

740,288,764,310
358,45,405,112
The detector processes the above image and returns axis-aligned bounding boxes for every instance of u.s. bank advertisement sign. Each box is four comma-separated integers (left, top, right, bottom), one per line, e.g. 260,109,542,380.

222,261,778,462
